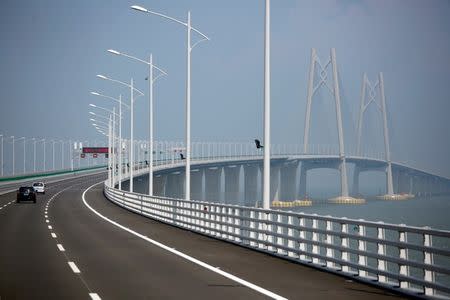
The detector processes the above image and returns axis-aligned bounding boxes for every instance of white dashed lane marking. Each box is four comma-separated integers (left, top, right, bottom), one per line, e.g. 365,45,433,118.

0,200,15,210
68,262,81,274
51,232,57,238
57,244,65,252
89,293,102,300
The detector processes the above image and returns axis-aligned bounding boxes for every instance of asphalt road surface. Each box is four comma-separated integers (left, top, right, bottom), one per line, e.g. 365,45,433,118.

0,173,407,299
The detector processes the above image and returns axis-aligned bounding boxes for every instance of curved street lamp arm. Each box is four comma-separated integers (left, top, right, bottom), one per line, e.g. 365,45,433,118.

89,104,122,118
108,50,168,78
97,75,145,96
131,5,210,41
152,73,166,83
91,92,131,109
191,37,208,51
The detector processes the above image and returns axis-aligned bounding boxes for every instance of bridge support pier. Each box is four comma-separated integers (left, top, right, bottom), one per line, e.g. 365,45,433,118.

270,164,281,202
352,166,361,196
398,172,409,194
166,172,184,199
244,164,259,206
191,169,204,201
298,163,308,199
205,167,222,203
280,161,299,201
224,165,241,205
154,174,166,197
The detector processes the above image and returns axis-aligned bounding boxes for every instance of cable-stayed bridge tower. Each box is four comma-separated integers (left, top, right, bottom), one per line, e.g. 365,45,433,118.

302,48,356,201
355,72,394,196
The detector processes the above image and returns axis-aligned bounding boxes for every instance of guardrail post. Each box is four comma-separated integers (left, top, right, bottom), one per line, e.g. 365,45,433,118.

276,214,286,255
258,212,268,250
228,207,233,240
377,224,388,283
312,217,320,264
222,206,228,239
423,229,435,296
287,215,296,258
399,226,410,289
326,219,336,269
211,205,217,236
341,221,350,273
267,213,275,252
234,207,241,243
358,222,368,278
250,210,256,247
299,216,307,261
204,204,210,234
172,199,176,225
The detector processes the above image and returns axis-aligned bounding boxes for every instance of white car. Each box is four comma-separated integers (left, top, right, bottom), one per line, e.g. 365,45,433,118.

32,182,45,194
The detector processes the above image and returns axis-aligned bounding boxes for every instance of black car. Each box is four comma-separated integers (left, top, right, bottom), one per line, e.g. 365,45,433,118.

17,187,37,203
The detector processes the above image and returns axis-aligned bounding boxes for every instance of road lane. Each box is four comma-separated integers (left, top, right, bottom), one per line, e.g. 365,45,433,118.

0,174,106,299
50,181,274,299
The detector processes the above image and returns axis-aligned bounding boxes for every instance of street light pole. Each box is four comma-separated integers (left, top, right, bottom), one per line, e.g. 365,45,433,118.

108,115,112,186
33,138,36,173
52,140,55,171
186,11,192,201
61,140,64,170
11,136,15,176
40,139,46,172
130,78,134,192
107,50,167,196
90,92,129,190
131,4,209,201
111,107,116,187
149,55,154,195
96,75,144,193
263,0,271,209
119,95,122,190
22,138,26,174
70,140,74,171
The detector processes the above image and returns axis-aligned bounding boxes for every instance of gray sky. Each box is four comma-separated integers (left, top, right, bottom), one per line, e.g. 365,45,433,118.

0,0,449,177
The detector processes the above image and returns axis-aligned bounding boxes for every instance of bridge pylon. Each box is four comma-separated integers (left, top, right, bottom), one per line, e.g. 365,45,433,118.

302,48,355,201
356,72,395,197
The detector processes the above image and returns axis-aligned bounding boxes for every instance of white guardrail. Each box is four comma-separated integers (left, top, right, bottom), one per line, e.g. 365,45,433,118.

104,161,450,299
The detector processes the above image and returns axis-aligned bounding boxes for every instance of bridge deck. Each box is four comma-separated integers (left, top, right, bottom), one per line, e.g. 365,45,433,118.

0,173,406,299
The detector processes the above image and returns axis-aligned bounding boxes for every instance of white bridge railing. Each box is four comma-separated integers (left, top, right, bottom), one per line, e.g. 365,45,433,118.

104,158,450,299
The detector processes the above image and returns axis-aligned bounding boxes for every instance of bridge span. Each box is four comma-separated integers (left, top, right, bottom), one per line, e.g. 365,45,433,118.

125,155,450,203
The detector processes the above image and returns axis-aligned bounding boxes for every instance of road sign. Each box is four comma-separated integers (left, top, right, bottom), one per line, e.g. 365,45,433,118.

83,147,109,154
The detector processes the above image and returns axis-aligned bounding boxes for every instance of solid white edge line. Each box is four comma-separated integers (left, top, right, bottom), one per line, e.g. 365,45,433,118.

82,182,287,300
68,261,81,273
89,293,102,300
57,244,65,252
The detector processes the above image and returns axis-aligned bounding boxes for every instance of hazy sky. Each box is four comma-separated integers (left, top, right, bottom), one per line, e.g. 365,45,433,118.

0,0,449,177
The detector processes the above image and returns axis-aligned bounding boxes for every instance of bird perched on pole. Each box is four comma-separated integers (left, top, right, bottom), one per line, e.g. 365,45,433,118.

254,139,264,149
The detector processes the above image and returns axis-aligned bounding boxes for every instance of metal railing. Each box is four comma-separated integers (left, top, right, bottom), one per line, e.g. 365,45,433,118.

104,157,450,299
